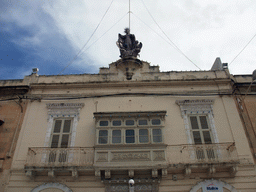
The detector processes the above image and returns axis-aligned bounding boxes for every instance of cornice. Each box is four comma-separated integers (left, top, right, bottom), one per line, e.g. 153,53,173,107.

29,79,231,90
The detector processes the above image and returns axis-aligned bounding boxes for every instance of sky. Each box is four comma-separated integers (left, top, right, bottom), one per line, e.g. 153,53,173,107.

1,0,256,80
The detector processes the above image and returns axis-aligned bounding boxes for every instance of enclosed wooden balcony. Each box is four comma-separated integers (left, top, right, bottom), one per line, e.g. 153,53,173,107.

25,147,94,178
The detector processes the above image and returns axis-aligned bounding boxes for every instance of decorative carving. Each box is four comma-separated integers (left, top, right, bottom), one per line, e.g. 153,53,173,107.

162,168,167,177
45,103,84,148
95,170,101,177
208,166,216,175
105,170,111,179
112,151,150,161
116,28,142,58
72,169,78,179
152,169,158,178
128,169,134,177
153,151,165,161
48,170,55,178
176,99,215,118
230,166,238,176
97,152,108,162
185,166,192,176
25,170,35,179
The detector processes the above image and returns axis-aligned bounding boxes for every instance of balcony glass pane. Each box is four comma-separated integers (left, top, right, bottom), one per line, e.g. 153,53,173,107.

99,130,108,144
152,119,161,125
100,121,108,126
112,120,121,126
153,129,162,143
99,137,108,144
193,131,202,144
126,129,135,143
190,116,199,129
63,120,71,133
125,120,134,126
112,130,121,143
99,130,108,136
139,129,148,143
138,119,147,125
53,120,62,133
200,116,209,129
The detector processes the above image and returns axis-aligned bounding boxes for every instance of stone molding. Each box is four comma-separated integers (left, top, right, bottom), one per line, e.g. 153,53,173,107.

176,99,218,144
190,179,237,192
44,103,84,147
31,183,72,192
176,99,214,118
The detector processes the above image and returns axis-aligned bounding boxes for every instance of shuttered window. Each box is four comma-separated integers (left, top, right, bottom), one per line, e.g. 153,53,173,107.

50,119,72,148
189,115,212,145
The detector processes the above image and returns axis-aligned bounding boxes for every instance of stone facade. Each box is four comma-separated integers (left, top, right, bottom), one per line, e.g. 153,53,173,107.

1,58,256,191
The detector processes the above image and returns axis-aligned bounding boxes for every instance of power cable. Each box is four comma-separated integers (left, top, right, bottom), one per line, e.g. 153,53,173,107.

140,0,201,70
58,0,115,75
229,33,256,66
82,13,128,53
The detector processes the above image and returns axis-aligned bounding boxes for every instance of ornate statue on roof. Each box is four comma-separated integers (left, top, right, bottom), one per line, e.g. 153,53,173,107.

116,28,143,58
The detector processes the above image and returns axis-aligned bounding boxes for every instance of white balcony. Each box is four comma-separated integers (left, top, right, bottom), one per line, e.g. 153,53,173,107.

25,147,94,168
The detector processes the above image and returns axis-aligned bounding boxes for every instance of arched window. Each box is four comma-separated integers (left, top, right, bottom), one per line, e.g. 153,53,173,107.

31,183,72,192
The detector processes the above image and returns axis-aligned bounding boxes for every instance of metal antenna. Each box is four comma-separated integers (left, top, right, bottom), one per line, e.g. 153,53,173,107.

129,0,131,30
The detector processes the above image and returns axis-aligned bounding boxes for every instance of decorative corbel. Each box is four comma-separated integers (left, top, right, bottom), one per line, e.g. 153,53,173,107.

95,170,101,177
25,170,35,179
185,166,191,176
105,170,111,179
230,165,238,176
72,169,78,179
162,168,167,177
208,166,216,175
152,169,158,178
48,170,55,178
128,170,134,178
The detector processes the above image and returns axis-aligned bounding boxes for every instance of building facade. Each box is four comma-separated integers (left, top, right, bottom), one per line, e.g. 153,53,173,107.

233,74,256,164
0,83,29,192
1,31,256,192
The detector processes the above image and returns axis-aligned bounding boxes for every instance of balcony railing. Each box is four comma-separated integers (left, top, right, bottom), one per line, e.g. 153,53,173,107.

25,147,94,168
167,142,239,164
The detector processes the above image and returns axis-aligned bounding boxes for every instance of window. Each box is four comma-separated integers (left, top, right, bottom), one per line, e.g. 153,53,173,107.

100,120,109,126
126,129,135,143
189,115,215,160
138,119,148,125
139,129,149,143
94,112,166,145
125,120,134,126
153,129,162,143
99,130,108,144
112,130,121,143
94,111,166,145
50,119,72,148
49,119,72,163
189,115,212,145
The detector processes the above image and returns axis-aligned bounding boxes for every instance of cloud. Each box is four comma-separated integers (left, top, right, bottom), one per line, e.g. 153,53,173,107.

1,0,256,79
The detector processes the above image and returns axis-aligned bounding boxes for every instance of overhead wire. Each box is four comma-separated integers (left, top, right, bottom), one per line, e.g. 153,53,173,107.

140,0,201,70
82,13,128,53
229,33,256,66
58,0,115,75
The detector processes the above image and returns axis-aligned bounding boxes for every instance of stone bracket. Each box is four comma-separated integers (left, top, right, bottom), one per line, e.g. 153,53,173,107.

48,170,55,178
26,170,35,179
128,169,134,178
152,169,158,178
